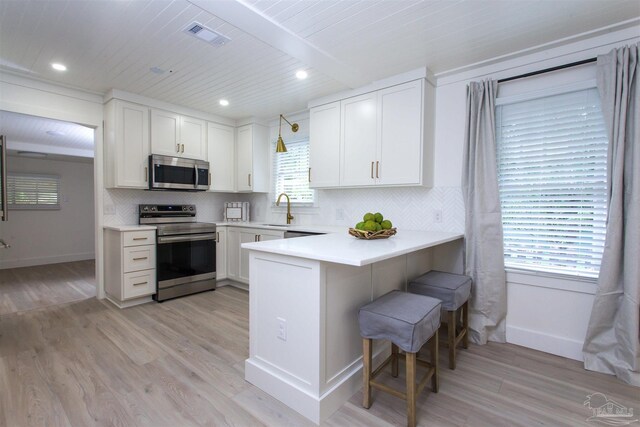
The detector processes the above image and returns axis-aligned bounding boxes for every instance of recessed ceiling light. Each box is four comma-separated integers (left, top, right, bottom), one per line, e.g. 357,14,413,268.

51,63,67,71
219,99,229,106
46,130,66,137
295,70,308,80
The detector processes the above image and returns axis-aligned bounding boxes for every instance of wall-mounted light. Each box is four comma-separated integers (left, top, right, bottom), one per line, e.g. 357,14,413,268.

276,114,299,153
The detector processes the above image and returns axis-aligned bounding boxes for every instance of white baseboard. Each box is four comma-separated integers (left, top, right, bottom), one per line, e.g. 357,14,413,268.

506,325,585,362
0,252,95,270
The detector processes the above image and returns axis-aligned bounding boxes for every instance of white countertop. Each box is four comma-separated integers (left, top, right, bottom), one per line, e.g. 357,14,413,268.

103,225,157,231
241,229,464,266
216,222,345,234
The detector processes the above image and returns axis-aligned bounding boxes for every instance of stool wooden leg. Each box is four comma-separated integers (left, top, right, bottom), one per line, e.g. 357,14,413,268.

462,301,469,349
431,330,439,393
448,310,457,370
391,343,399,378
363,338,372,409
406,351,417,427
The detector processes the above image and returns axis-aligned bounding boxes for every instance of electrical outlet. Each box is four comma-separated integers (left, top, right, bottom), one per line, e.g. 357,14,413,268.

104,204,116,215
434,209,442,223
335,208,345,221
277,317,287,341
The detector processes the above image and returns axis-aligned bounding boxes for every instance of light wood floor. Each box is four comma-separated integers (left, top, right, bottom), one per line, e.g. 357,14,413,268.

0,260,95,316
0,285,637,427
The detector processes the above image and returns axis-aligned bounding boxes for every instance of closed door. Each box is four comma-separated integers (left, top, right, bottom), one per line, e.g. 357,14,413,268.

309,102,341,188
208,123,235,192
151,109,181,156
377,81,423,185
216,228,227,280
181,116,207,160
238,230,257,283
340,93,377,186
236,125,253,192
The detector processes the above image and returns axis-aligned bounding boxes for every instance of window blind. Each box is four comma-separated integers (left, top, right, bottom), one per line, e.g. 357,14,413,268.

7,172,60,210
496,87,607,277
272,139,315,204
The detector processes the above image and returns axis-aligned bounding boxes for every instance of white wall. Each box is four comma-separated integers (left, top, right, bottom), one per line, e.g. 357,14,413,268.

432,26,639,361
0,156,94,268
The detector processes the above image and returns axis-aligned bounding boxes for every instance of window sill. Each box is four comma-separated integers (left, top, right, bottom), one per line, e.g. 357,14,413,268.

505,267,598,295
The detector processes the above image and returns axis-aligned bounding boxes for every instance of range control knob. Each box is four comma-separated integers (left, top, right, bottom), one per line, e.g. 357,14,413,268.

151,206,157,211
189,206,194,211
182,206,188,211
142,206,149,211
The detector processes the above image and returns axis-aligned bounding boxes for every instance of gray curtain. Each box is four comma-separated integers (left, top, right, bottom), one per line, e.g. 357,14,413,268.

462,80,507,344
583,44,640,386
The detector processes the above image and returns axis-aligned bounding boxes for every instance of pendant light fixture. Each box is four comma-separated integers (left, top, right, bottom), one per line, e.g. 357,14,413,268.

276,114,299,153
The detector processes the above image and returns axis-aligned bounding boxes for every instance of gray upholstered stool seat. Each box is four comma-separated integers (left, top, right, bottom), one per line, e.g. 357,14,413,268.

358,290,441,427
408,270,472,370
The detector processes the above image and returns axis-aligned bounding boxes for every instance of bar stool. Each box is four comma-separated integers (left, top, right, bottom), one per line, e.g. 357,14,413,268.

358,290,441,427
408,271,472,370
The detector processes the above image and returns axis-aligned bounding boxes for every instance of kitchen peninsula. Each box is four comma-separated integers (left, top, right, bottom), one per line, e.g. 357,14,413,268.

242,229,463,424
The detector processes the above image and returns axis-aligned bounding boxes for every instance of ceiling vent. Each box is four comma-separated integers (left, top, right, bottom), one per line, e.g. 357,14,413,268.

183,22,231,46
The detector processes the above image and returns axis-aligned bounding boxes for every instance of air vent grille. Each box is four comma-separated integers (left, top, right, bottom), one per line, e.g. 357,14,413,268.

183,22,230,46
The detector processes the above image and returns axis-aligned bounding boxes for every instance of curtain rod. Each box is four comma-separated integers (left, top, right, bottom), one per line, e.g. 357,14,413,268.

497,57,597,84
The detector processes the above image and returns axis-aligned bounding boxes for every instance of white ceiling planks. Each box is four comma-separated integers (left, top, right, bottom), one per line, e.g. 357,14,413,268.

0,0,638,121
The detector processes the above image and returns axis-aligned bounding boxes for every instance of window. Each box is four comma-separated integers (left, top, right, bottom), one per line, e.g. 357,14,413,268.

272,139,315,205
496,87,607,278
7,172,60,210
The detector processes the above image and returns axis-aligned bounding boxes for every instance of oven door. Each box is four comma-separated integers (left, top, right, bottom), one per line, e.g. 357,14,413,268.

150,155,209,191
156,233,216,289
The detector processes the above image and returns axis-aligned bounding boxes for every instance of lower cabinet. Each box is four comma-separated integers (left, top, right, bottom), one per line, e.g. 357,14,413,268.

104,228,156,307
216,227,227,280
227,227,284,284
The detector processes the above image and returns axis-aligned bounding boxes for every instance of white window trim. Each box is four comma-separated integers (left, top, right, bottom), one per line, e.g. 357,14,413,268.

271,137,316,207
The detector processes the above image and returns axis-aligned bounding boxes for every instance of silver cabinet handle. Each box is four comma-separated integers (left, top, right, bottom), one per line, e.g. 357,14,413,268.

132,257,148,261
176,144,180,153
248,173,251,187
308,167,311,182
132,237,148,241
181,144,185,153
371,161,374,179
133,281,148,286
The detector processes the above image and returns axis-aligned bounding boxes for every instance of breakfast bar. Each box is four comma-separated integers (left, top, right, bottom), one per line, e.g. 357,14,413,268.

242,229,463,424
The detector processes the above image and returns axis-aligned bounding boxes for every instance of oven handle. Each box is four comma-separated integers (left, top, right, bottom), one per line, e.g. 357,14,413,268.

157,233,216,244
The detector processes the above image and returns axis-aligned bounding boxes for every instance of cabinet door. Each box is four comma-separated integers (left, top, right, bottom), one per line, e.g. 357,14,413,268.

208,123,235,192
238,229,257,283
181,116,207,160
151,109,181,156
340,93,377,186
236,125,253,192
216,227,227,280
115,101,149,188
257,231,284,241
227,228,240,280
377,80,423,185
309,102,341,188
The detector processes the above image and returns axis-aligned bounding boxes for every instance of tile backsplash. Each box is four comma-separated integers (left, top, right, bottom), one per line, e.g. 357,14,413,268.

249,186,464,233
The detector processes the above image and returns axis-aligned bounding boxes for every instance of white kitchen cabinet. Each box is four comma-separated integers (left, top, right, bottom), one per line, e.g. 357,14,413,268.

236,123,269,192
227,227,284,284
104,228,156,307
216,227,227,280
104,99,150,189
376,80,425,186
312,78,434,188
340,92,378,186
150,109,207,160
207,122,235,192
309,101,341,188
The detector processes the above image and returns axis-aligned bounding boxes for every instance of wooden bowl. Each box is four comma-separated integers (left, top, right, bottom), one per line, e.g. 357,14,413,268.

348,227,397,240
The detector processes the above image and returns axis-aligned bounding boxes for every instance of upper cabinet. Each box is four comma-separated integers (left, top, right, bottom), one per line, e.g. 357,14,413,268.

309,78,434,189
150,109,207,160
207,122,235,192
309,101,341,188
236,123,269,193
104,99,150,189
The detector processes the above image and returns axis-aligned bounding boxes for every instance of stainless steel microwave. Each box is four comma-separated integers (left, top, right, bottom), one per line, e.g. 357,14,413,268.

148,154,210,191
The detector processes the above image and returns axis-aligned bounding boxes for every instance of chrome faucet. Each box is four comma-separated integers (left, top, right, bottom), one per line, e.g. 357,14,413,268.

276,193,294,224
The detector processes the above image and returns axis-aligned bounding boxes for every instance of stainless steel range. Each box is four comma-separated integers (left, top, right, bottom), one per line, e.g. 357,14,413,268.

139,204,216,302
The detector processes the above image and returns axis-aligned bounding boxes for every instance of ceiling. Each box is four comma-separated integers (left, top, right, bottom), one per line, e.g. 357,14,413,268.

0,0,638,121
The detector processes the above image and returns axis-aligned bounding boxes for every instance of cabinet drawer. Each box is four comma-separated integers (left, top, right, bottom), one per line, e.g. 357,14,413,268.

123,270,156,299
123,230,155,247
123,246,156,272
